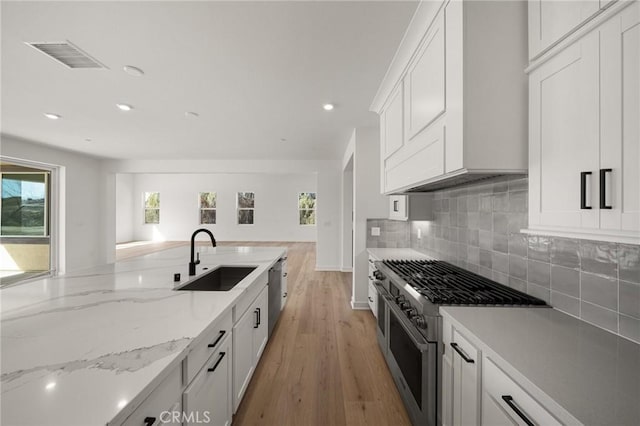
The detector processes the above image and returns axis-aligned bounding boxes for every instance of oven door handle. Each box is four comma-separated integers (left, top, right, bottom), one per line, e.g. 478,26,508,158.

374,281,431,351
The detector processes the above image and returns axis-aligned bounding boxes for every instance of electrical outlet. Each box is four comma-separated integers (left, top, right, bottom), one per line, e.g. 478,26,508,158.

371,227,381,236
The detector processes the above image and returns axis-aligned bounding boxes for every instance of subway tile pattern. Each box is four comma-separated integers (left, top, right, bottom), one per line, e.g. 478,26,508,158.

367,177,640,344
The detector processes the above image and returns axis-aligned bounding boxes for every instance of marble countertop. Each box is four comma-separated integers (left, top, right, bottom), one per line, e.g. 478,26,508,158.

1,245,286,426
440,307,640,425
367,248,433,261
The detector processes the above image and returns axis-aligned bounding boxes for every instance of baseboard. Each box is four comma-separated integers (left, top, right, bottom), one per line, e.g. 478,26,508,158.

315,265,342,271
341,267,353,272
350,300,370,310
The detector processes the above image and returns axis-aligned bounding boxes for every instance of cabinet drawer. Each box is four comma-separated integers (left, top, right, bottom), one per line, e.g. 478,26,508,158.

122,364,182,426
367,282,377,318
482,357,561,426
185,311,232,383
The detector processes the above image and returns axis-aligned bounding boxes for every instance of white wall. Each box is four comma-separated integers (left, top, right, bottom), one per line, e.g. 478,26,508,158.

1,135,109,272
104,159,341,270
343,127,389,309
124,173,317,242
115,174,134,243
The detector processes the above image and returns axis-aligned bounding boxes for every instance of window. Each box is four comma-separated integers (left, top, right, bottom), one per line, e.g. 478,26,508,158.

1,173,48,236
199,192,217,224
1,160,55,287
298,192,316,225
144,192,160,224
237,192,254,225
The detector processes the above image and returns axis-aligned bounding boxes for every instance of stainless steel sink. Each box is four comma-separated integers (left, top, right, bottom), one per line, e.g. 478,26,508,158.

175,266,256,291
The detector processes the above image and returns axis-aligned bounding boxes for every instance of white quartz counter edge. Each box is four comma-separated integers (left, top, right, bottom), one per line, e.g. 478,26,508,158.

0,246,286,426
440,306,640,426
367,248,432,261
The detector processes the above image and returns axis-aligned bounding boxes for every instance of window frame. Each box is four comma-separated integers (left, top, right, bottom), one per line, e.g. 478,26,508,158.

143,191,160,224
198,191,217,225
236,191,255,225
298,192,317,226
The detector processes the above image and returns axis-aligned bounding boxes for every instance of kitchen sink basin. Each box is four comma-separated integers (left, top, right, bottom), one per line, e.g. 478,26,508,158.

175,266,256,291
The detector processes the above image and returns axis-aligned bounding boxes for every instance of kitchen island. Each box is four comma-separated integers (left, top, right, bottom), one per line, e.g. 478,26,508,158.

1,245,285,426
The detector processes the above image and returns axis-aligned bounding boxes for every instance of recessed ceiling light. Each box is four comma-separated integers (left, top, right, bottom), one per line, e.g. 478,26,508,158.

43,113,61,120
323,103,334,111
123,65,144,77
45,382,56,391
185,111,199,118
116,103,133,111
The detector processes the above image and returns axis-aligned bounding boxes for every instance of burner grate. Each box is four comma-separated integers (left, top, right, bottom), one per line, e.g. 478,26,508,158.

383,260,546,306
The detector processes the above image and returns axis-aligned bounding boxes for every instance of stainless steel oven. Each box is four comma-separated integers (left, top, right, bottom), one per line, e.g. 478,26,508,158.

375,281,437,426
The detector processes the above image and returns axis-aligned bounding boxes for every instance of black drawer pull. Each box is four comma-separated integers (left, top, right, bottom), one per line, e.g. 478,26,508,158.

283,272,288,277
580,171,592,209
600,168,612,209
450,342,474,363
257,307,261,325
368,297,374,302
143,417,156,426
283,292,287,298
208,330,226,348
208,352,226,372
501,395,534,426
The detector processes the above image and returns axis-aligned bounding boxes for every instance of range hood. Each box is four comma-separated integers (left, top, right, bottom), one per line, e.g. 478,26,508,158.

394,169,527,194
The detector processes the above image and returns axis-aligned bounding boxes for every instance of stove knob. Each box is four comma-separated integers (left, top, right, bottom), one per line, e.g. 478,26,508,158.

394,295,406,304
373,270,386,280
398,301,409,310
413,315,427,329
404,307,418,318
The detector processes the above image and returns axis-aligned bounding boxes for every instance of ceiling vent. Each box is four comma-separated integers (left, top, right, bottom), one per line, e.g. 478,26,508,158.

25,41,107,69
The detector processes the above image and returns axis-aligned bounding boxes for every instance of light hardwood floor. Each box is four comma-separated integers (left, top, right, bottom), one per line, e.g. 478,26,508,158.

115,241,410,425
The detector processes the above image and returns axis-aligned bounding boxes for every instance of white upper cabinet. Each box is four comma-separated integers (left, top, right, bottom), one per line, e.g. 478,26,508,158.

528,0,601,58
527,1,639,244
372,0,529,195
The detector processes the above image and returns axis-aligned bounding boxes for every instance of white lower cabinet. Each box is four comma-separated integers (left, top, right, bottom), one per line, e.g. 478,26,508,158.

233,284,269,412
442,319,481,426
281,258,288,310
183,334,232,426
121,364,183,426
482,358,561,426
442,315,568,426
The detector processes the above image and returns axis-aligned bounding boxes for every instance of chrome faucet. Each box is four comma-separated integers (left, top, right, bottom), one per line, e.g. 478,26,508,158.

189,228,217,276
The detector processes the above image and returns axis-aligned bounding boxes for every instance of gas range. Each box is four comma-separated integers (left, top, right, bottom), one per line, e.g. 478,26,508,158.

372,258,547,426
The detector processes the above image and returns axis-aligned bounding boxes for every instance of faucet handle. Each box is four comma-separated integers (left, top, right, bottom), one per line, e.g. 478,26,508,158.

196,252,201,265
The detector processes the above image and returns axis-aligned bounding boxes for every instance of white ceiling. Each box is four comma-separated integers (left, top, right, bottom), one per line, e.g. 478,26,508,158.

1,1,418,161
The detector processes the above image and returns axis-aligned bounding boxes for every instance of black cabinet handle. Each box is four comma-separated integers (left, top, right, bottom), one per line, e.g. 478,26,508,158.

580,171,592,209
257,307,261,325
208,330,226,348
283,272,288,277
600,168,613,209
143,417,156,426
208,352,226,372
501,395,534,426
254,309,259,328
450,342,474,363
283,292,287,298
368,297,374,302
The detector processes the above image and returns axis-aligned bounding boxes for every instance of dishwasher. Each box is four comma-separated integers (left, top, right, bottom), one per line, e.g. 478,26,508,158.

267,258,283,337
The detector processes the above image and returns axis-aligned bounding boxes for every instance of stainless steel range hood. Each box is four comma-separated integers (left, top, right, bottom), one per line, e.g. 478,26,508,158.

393,169,527,194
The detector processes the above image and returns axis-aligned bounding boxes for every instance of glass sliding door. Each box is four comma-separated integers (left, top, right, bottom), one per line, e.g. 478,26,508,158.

0,163,52,286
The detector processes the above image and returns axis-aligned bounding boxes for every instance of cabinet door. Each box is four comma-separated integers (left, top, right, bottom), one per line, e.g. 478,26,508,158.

451,329,481,426
252,286,269,364
183,337,232,426
232,305,255,412
406,12,446,140
529,0,600,58
600,3,640,232
529,30,600,229
367,281,378,318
